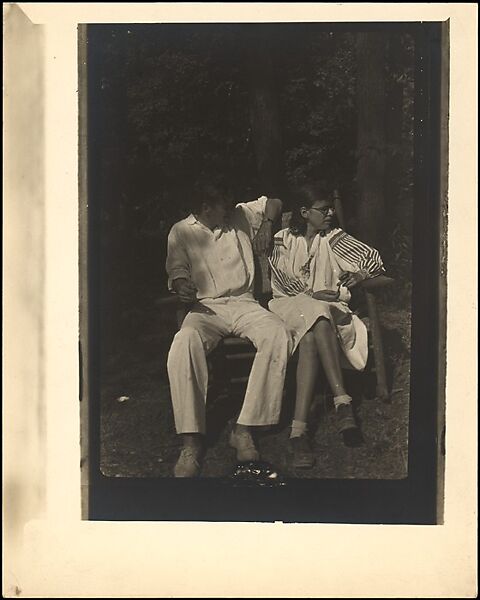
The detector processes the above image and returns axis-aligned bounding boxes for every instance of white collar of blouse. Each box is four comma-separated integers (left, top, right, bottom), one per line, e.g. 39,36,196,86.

283,227,340,239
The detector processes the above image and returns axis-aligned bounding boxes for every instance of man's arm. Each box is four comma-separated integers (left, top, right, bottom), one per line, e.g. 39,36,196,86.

166,226,197,303
172,278,197,303
265,197,283,220
252,197,283,255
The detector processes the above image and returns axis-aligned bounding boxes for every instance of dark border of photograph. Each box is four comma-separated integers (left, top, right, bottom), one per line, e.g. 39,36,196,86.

79,21,447,524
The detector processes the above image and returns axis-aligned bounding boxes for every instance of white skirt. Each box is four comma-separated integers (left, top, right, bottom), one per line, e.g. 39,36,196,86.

268,293,368,370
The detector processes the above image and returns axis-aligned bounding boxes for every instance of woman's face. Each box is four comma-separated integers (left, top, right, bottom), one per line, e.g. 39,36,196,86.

301,198,336,232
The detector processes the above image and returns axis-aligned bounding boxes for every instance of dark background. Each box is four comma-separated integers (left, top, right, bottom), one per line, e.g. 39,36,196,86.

90,23,414,345
85,22,442,521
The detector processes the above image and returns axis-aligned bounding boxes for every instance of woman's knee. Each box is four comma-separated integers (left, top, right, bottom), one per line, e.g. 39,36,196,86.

300,331,317,354
313,317,331,332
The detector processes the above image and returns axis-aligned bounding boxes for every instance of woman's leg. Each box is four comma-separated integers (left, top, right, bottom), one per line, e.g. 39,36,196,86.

312,317,347,397
288,332,318,468
293,332,319,425
312,317,357,433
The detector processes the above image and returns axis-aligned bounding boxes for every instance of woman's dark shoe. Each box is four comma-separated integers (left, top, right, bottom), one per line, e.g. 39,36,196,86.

342,427,364,447
336,403,357,433
288,434,316,469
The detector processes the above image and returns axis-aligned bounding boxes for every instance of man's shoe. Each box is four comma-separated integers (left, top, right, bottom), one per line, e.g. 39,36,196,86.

229,428,260,462
174,447,202,477
288,434,315,469
336,403,357,433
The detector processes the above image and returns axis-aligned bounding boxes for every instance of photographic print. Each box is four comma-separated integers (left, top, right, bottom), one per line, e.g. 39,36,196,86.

5,4,478,597
81,20,446,522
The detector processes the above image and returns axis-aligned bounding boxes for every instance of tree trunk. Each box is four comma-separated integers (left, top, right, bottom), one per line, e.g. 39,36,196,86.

355,32,387,249
244,26,284,197
385,34,405,227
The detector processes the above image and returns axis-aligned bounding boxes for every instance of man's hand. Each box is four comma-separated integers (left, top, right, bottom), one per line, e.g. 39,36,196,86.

312,289,340,302
252,220,273,255
172,278,198,303
339,270,366,289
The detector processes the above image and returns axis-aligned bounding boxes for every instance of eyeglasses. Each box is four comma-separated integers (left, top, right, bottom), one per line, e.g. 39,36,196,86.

309,206,336,216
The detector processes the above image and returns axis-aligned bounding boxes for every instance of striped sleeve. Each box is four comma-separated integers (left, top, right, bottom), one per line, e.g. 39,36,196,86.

268,237,308,297
329,230,385,278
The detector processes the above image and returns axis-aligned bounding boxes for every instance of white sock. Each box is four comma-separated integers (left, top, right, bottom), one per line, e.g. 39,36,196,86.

334,395,352,410
290,420,307,439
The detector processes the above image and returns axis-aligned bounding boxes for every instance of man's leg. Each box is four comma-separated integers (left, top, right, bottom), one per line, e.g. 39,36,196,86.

230,302,290,460
167,305,229,475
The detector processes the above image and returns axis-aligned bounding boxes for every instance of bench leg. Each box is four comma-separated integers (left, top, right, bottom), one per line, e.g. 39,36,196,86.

365,291,389,402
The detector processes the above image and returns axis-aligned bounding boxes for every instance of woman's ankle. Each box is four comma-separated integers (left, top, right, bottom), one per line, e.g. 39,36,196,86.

333,395,352,410
290,419,308,439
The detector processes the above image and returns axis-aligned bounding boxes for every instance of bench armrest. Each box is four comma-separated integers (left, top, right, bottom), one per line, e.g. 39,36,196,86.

156,294,189,327
156,294,181,306
360,274,395,290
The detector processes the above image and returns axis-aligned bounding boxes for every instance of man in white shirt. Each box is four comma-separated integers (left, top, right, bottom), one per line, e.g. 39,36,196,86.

166,183,290,477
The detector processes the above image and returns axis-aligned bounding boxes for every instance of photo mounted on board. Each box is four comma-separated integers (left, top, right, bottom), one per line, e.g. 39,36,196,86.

80,21,447,523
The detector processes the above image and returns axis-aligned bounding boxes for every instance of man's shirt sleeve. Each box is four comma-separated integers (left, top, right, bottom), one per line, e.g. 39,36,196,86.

233,195,268,240
166,225,191,291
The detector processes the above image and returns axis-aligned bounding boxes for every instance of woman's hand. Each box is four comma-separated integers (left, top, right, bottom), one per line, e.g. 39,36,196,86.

172,278,198,303
311,289,340,302
252,220,273,255
339,270,366,289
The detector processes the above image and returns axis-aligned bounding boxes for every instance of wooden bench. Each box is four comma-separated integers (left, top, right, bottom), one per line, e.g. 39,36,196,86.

158,207,393,404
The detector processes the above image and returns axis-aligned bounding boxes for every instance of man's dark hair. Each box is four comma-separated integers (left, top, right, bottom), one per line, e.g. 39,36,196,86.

190,179,234,213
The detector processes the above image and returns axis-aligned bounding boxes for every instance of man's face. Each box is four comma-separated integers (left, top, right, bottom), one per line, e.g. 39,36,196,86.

207,200,228,227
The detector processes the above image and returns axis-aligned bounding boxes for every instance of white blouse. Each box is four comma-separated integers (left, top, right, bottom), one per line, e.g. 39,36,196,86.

269,227,385,300
166,196,267,300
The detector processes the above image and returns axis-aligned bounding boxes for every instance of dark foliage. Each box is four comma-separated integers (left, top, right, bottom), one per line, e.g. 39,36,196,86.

88,24,414,345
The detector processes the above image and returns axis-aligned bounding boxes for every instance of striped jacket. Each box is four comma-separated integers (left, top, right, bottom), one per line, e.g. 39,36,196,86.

269,227,385,298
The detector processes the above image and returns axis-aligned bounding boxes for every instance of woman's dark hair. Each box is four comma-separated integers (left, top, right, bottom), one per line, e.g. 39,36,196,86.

288,181,336,236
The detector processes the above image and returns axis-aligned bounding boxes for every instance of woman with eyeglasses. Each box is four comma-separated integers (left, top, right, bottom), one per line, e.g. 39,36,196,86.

268,182,385,469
